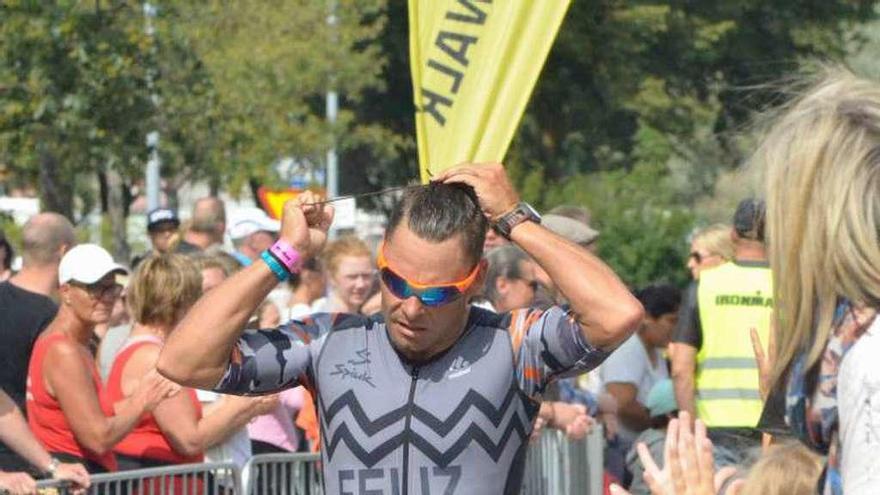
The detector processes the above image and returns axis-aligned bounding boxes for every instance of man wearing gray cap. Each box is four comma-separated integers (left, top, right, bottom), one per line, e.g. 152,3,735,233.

543,215,599,247
536,208,600,305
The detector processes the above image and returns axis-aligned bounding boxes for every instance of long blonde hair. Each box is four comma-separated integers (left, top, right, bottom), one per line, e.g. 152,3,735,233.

755,67,880,387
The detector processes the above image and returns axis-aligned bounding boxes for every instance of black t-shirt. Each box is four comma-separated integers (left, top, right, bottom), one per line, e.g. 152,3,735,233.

0,282,58,471
672,281,702,349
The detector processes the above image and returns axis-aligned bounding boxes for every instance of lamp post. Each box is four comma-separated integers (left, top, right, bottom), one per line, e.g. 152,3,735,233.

326,0,338,201
143,2,161,211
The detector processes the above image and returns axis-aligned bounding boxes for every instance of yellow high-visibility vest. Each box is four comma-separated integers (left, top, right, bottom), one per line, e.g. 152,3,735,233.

695,261,773,428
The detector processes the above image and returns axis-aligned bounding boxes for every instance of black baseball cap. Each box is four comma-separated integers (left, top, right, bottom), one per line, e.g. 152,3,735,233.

146,208,180,232
733,198,765,242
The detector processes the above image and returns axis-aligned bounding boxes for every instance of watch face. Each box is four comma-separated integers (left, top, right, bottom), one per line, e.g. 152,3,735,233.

524,203,541,222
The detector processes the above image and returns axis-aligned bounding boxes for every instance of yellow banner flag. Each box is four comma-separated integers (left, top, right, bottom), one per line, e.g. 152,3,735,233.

409,0,571,182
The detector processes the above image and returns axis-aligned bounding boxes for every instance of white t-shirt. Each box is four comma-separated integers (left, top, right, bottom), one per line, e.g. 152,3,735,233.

600,333,668,444
195,390,252,469
284,297,327,321
838,317,880,494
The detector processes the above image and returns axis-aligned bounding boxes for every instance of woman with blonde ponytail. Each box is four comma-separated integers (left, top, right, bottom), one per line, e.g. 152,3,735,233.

757,67,880,495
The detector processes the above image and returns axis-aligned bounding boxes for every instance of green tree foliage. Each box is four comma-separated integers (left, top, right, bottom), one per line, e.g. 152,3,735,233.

505,0,876,286
0,0,397,257
172,0,399,194
0,1,154,219
356,1,875,286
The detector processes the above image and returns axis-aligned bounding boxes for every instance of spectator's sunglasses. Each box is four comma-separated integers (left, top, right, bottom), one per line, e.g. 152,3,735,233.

688,251,703,263
376,243,481,307
70,280,123,300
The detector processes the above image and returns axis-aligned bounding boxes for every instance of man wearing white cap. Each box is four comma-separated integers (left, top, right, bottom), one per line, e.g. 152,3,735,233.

228,208,280,267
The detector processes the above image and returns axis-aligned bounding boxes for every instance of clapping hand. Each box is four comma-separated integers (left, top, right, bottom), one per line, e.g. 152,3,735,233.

610,411,742,495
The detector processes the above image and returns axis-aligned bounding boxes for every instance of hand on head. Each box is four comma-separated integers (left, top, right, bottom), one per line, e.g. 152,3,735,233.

435,163,520,220
280,191,335,259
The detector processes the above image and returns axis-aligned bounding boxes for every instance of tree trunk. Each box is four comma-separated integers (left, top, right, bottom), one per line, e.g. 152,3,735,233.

37,147,73,220
97,170,110,213
105,166,130,263
209,176,221,197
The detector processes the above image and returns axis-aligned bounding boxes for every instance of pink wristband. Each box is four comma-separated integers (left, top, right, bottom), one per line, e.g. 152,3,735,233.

269,239,302,274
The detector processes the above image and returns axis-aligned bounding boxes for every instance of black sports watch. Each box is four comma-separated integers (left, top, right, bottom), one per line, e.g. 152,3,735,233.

493,202,541,240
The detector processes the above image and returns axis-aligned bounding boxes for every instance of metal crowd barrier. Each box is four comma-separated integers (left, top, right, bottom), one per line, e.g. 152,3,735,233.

522,426,604,495
35,461,240,495
32,428,601,495
241,453,322,495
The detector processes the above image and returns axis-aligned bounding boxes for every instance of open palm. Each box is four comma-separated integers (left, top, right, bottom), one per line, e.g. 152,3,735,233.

611,411,741,495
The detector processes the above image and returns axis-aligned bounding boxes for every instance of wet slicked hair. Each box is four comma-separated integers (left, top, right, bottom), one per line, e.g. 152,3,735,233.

387,183,488,264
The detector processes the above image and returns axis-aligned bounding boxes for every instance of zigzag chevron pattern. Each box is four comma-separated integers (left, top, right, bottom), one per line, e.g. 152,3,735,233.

320,382,538,468
322,390,409,437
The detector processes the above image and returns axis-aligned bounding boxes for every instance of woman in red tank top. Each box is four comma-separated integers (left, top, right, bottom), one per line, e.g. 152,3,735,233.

104,254,274,473
26,244,176,473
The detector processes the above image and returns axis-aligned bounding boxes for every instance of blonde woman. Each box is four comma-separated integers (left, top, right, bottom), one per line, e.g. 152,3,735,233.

104,254,275,473
758,69,880,495
686,224,734,280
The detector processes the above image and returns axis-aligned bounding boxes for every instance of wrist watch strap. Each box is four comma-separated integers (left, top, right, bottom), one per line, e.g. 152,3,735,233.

493,202,541,240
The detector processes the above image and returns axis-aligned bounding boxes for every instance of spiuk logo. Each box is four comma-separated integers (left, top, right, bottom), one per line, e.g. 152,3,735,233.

330,348,376,388
447,356,472,379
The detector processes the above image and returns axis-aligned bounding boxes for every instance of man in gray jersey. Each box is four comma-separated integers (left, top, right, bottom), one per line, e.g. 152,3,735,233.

159,163,643,495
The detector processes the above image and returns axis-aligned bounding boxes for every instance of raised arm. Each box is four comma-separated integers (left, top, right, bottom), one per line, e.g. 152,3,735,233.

158,193,333,389
438,163,644,350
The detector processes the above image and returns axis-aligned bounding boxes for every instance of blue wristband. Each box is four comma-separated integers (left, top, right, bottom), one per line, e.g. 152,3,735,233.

261,250,289,282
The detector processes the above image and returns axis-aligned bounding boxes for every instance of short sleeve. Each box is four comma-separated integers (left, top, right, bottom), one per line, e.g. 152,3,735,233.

213,314,332,395
672,281,702,349
600,335,645,386
509,306,611,399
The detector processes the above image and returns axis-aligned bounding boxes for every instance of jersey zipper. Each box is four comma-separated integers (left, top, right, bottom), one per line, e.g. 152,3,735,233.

401,365,419,495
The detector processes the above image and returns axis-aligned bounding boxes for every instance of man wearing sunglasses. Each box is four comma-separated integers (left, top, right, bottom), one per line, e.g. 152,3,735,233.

160,163,643,495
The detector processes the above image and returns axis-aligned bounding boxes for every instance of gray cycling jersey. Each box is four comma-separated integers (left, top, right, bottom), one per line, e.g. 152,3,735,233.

215,306,609,495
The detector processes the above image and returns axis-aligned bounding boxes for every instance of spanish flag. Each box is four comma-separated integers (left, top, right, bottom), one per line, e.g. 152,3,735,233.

409,0,571,182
